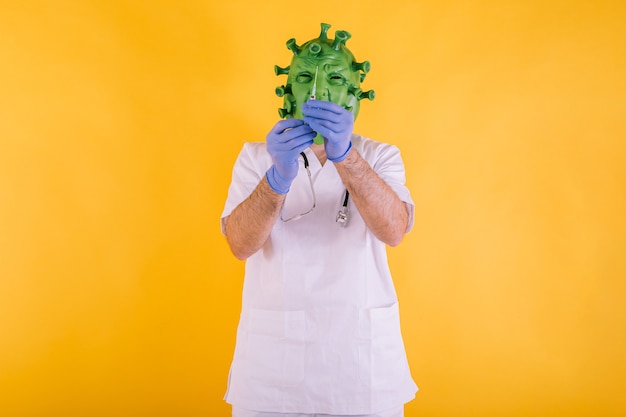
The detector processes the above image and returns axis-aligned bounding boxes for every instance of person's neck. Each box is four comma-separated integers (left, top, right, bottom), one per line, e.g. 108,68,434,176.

311,143,327,166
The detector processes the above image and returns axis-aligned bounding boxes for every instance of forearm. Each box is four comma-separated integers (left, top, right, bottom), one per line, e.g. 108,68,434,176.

224,177,285,260
334,148,409,246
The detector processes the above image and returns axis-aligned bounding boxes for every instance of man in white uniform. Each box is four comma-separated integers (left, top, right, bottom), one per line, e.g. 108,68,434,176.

221,23,418,417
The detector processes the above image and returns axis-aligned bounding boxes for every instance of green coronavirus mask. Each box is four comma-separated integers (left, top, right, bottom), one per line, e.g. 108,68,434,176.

275,23,375,144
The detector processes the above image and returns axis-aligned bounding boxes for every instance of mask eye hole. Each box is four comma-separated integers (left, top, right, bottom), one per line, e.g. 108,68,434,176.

296,73,313,83
329,74,345,85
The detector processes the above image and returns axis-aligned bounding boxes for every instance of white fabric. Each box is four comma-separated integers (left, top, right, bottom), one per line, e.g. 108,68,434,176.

221,134,418,415
232,404,404,417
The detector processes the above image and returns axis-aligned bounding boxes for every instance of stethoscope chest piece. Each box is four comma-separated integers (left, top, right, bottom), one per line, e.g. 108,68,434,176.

336,190,350,227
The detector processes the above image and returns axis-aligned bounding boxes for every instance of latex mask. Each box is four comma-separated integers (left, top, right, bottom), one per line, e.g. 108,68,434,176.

275,23,375,144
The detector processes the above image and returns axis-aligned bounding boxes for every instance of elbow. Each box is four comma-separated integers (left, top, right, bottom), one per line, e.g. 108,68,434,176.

226,234,261,260
385,232,405,247
224,233,250,260
386,208,409,247
224,217,255,260
381,222,407,247
227,241,254,261
375,227,405,247
371,220,407,247
230,248,249,261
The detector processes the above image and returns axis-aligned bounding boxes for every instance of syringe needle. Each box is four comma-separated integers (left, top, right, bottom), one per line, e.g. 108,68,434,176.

310,66,319,100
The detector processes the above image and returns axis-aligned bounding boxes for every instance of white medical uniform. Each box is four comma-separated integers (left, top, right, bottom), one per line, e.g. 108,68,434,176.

221,134,418,415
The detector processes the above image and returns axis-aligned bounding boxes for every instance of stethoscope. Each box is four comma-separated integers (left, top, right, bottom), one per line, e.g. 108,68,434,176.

279,152,350,227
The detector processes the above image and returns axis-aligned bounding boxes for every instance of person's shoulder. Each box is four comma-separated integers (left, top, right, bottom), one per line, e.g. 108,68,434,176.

231,142,271,170
237,141,269,158
351,133,400,158
241,141,267,152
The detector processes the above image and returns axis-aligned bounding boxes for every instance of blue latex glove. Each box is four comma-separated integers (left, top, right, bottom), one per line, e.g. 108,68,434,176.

302,100,354,162
265,119,316,194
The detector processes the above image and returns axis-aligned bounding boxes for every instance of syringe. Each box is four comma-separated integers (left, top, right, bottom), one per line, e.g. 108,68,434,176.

310,65,319,100
309,65,324,144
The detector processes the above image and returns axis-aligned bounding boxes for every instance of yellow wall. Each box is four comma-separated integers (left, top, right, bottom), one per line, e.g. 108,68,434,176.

1,1,624,416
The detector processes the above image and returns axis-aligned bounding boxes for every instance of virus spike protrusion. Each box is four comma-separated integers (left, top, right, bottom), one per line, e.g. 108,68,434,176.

286,38,301,56
352,60,371,74
348,86,362,98
358,90,376,101
275,84,292,97
319,23,331,40
308,42,322,58
332,30,351,50
274,65,290,76
278,95,296,118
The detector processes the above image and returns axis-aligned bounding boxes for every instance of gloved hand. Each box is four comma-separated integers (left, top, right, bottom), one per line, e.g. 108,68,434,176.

265,119,316,194
302,100,354,162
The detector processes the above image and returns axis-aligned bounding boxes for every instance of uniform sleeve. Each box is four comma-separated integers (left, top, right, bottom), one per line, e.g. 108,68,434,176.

220,142,271,235
370,143,415,233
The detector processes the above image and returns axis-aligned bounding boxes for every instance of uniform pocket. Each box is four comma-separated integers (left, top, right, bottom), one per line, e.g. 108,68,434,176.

358,302,410,388
244,309,306,387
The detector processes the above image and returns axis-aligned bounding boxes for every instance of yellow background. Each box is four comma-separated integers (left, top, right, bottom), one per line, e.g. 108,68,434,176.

1,1,625,416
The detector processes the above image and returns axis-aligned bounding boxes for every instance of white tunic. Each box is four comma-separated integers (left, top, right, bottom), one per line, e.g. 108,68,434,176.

221,134,418,415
